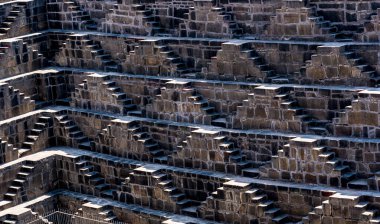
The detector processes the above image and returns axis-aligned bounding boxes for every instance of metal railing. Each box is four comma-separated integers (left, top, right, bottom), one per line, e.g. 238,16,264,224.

23,208,128,224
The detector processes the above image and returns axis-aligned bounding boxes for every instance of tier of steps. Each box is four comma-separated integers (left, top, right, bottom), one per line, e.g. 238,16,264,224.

276,93,330,135
215,136,261,176
304,196,380,223
206,185,295,223
132,4,166,36
344,50,380,85
60,34,120,72
0,161,35,210
18,116,53,157
154,172,201,217
76,159,117,200
54,114,92,150
0,4,25,38
275,0,352,41
156,82,221,123
64,0,97,31
126,169,202,217
74,76,139,116
210,6,243,36
286,144,357,187
126,123,169,164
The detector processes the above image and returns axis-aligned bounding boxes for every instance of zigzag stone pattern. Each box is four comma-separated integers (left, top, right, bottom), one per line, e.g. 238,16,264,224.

1,0,380,223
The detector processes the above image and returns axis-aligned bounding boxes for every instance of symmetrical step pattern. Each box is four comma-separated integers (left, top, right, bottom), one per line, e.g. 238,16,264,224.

0,161,35,210
95,121,169,163
56,34,120,72
181,1,242,38
301,45,379,87
72,74,138,115
123,167,201,216
102,2,166,36
124,39,193,76
233,86,330,134
146,80,219,125
267,0,345,41
304,193,380,223
0,83,35,120
198,180,295,223
261,137,356,188
169,129,260,176
18,116,53,158
333,90,380,138
207,41,283,83
47,0,97,31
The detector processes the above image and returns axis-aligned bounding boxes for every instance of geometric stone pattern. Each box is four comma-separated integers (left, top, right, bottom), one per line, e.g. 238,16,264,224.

2,0,380,223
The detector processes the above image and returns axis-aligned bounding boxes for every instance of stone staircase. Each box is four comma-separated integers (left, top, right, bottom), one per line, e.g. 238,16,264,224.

57,34,120,72
343,50,380,85
0,40,45,70
153,172,201,216
76,159,116,200
207,6,242,36
54,114,92,149
130,4,165,36
0,4,26,38
199,180,294,223
18,116,53,157
73,74,139,115
264,137,357,188
182,2,243,38
126,123,168,163
268,0,346,41
208,41,287,83
235,86,330,134
0,161,35,210
126,168,201,216
47,0,97,30
276,92,330,135
304,193,380,223
240,48,282,83
294,144,356,186
155,80,220,124
301,45,379,86
80,203,119,222
103,1,167,36
126,40,194,76
214,136,260,176
0,83,35,120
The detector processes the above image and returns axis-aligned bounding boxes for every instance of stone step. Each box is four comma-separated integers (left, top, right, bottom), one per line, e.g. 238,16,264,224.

170,193,186,201
348,179,370,190
159,180,173,188
181,206,198,217
265,207,282,218
242,168,260,178
100,189,114,199
12,179,26,186
272,214,289,223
